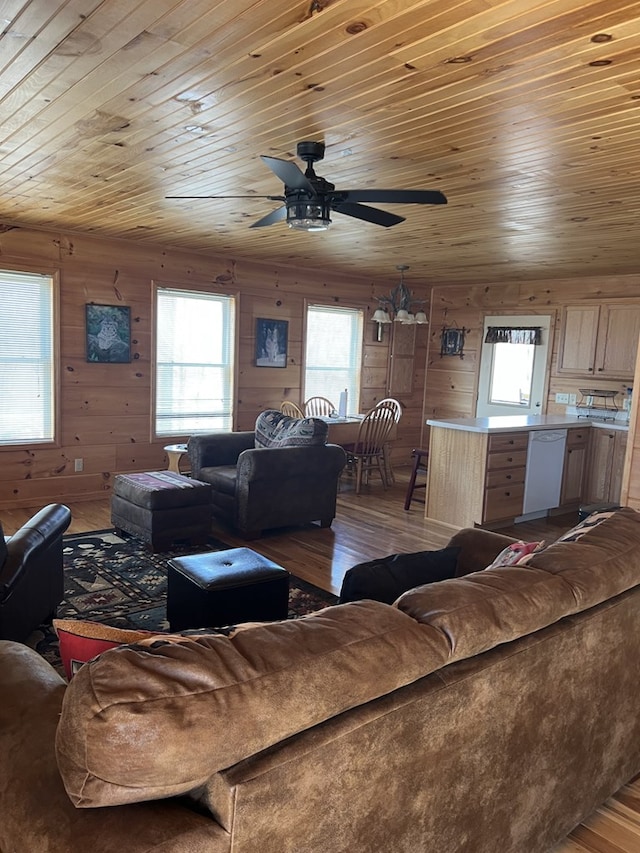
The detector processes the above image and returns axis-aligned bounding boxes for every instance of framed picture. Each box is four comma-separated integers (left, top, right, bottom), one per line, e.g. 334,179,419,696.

86,304,131,363
255,318,288,368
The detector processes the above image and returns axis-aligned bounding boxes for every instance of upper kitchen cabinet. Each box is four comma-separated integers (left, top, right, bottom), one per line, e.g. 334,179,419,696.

556,304,640,379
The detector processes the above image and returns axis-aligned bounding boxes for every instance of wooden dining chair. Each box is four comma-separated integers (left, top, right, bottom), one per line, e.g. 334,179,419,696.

376,398,402,484
280,401,304,418
346,402,398,495
304,396,335,417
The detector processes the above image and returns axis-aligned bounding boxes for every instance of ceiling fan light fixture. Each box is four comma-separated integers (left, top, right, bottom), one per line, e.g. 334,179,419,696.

286,199,331,231
395,308,410,322
414,310,429,324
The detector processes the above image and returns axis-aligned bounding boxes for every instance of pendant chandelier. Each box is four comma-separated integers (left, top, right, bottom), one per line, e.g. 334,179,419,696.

372,265,428,331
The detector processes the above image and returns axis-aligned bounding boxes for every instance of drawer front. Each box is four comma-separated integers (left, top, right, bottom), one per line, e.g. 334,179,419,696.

566,428,588,448
486,466,526,488
488,432,529,453
484,482,525,522
486,449,528,470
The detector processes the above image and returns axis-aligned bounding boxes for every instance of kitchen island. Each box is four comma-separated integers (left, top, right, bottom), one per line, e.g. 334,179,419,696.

422,414,627,547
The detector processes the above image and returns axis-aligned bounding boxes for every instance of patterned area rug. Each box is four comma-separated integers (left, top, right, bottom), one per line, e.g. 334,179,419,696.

31,529,338,674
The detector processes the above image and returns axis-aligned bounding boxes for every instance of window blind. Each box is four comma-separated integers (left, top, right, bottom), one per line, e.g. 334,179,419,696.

0,270,55,444
304,305,363,411
155,287,235,436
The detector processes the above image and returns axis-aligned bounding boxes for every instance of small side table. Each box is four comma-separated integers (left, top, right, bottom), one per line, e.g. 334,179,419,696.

164,443,188,474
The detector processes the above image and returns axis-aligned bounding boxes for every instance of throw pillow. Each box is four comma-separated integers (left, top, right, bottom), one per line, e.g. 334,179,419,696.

53,619,155,681
339,547,461,605
484,540,545,570
553,509,619,544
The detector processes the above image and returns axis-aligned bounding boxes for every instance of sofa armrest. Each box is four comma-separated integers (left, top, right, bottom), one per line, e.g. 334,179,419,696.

188,432,255,475
0,642,228,853
446,527,518,576
237,444,345,482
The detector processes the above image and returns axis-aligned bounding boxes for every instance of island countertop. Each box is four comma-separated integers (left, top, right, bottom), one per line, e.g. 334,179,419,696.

426,414,628,433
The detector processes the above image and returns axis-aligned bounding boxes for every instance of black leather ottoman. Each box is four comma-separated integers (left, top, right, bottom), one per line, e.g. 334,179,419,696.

111,471,212,552
167,547,290,630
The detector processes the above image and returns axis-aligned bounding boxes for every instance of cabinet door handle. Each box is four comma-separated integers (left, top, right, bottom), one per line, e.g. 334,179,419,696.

588,367,594,372
507,456,513,462
505,491,511,497
506,474,512,480
597,367,604,372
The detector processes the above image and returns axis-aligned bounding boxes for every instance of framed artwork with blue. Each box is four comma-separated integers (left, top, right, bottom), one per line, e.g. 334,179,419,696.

86,304,131,363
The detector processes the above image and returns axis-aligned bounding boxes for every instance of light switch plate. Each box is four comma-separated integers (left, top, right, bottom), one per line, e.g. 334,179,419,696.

555,392,569,404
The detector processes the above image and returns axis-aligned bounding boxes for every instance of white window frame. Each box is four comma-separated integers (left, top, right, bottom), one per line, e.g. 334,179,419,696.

153,284,236,438
476,314,552,418
303,303,363,414
0,267,59,447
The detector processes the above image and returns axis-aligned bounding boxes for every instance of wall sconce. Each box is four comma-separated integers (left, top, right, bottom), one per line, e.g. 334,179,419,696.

371,264,428,339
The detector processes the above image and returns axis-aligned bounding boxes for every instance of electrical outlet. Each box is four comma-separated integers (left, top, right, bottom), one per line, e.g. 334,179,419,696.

555,393,569,404
568,393,577,405
74,458,83,472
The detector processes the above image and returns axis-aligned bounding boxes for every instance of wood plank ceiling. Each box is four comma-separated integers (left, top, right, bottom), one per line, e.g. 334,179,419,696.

0,0,638,285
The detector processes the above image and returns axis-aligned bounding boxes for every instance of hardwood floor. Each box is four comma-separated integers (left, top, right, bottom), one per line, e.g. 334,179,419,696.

1,474,639,852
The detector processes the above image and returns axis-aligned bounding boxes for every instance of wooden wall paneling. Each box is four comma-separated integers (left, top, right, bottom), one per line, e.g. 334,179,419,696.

621,336,640,509
0,473,113,508
0,446,113,482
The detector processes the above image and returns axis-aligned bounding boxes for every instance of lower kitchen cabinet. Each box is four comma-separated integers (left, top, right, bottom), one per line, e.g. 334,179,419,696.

483,432,528,522
560,427,589,506
584,427,628,505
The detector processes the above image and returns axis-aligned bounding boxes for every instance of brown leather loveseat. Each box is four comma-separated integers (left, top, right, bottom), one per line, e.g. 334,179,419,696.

0,507,639,852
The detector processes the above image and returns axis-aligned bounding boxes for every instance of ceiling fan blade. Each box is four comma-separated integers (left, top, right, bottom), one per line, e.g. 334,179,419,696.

165,194,285,200
249,205,288,228
332,201,405,228
340,189,447,205
260,155,315,192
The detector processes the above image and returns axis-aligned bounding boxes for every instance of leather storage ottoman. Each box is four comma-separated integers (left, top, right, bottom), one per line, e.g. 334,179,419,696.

111,471,212,552
167,547,290,630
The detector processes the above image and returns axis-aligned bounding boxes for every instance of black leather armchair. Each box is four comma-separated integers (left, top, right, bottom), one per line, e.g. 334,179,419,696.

0,504,72,642
188,412,346,539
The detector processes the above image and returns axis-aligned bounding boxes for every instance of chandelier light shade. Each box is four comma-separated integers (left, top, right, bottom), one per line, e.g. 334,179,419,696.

372,265,428,333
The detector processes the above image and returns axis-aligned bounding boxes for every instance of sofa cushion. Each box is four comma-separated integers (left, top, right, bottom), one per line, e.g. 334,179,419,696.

55,600,450,808
396,507,640,664
254,409,328,448
339,547,461,605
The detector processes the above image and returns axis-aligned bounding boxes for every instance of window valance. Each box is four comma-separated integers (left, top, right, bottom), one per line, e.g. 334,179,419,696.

484,326,543,345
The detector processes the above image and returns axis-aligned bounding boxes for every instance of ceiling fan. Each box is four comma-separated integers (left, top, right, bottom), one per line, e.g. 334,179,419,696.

166,141,447,232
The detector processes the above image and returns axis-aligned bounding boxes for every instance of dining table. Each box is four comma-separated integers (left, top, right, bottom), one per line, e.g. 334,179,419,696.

318,415,398,445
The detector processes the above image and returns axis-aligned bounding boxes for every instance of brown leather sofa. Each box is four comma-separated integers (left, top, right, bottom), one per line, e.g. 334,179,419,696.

188,410,346,538
1,508,639,852
0,503,71,642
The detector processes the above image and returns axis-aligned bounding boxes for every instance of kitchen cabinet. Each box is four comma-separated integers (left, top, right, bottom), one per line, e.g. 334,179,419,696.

585,428,628,504
556,304,640,379
560,427,589,505
483,432,528,522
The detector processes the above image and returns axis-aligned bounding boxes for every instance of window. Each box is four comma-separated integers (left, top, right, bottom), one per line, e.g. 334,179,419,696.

0,269,56,445
154,286,235,437
476,314,551,418
304,305,363,412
